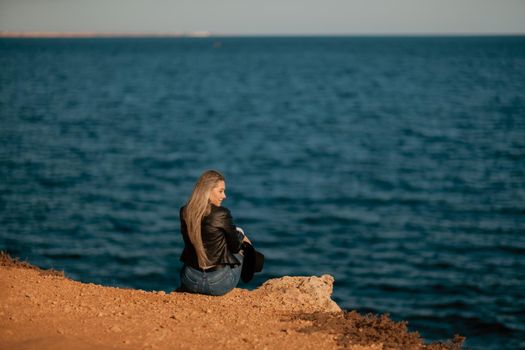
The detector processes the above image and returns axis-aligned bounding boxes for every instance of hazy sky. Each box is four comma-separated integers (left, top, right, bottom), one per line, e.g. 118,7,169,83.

1,0,525,35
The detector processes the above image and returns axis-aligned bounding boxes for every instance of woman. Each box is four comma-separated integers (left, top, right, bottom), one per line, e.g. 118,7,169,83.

179,170,250,296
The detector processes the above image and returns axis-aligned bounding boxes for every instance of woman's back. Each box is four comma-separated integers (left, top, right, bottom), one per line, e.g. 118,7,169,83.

179,204,244,270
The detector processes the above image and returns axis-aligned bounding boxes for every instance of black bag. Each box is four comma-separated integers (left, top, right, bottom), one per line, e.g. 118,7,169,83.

240,242,264,283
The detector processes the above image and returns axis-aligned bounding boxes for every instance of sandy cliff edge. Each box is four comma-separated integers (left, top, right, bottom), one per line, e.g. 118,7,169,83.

0,253,464,349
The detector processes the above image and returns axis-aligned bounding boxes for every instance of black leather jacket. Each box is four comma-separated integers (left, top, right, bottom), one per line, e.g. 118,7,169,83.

179,204,244,269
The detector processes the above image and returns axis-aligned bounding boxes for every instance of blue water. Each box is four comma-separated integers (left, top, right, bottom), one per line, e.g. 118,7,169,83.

1,36,524,349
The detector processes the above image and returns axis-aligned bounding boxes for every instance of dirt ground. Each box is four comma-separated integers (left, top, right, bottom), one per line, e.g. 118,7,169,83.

0,253,464,349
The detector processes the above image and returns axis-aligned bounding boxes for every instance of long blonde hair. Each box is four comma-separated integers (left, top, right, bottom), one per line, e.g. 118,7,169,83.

183,170,225,268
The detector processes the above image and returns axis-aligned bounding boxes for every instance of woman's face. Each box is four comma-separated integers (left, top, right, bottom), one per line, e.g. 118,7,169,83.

209,180,226,206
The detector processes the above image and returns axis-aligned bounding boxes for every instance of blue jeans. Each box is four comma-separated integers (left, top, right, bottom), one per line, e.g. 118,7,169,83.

180,254,244,296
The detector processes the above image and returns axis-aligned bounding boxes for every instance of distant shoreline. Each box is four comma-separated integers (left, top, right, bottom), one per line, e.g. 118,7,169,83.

0,31,212,38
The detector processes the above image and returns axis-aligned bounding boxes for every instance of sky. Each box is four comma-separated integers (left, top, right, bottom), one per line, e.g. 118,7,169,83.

1,0,525,35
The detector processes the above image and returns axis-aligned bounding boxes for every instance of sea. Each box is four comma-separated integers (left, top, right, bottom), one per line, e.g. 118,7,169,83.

1,36,524,349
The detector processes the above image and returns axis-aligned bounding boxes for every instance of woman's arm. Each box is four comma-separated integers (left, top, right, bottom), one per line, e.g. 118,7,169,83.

212,207,244,253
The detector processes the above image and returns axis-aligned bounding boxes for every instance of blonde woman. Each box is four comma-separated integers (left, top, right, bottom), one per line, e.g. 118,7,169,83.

179,170,250,295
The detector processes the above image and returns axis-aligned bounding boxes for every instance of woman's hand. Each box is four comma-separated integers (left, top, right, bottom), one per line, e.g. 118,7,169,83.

237,227,252,244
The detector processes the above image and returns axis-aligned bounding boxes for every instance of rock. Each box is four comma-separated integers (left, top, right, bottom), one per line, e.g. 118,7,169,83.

157,291,166,296
1,259,456,350
254,274,341,313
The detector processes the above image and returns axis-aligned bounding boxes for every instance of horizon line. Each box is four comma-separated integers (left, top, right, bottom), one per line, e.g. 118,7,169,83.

1,31,524,39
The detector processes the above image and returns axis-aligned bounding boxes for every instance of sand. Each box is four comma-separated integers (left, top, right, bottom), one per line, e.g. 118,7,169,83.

0,253,464,349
